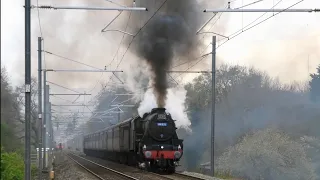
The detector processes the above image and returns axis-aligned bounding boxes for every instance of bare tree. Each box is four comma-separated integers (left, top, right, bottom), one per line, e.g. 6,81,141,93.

1,67,23,151
15,77,39,149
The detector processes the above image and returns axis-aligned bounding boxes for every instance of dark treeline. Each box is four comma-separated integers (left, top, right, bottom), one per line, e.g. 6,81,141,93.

1,68,38,178
182,64,320,179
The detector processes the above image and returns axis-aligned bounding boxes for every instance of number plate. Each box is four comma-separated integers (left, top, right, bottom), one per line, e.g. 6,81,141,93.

157,114,166,120
157,123,167,127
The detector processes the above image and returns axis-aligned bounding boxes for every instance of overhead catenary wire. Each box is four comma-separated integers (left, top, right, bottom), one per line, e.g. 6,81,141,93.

90,1,169,111
227,0,284,38
43,39,46,68
88,1,138,96
178,0,305,73
113,0,168,72
171,21,226,80
36,0,43,37
43,50,103,70
105,0,126,8
102,0,168,90
171,4,227,70
101,11,124,32
87,8,133,96
171,0,261,76
46,6,129,106
106,11,133,68
46,81,82,94
234,0,264,9
89,0,168,104
171,0,270,74
51,95,83,104
216,0,302,50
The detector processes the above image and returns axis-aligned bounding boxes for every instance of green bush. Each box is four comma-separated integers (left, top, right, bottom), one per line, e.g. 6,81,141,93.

1,148,24,180
1,123,22,152
31,165,37,178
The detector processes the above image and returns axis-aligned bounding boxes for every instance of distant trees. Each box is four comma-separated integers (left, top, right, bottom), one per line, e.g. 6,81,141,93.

309,64,320,102
85,85,141,133
1,68,38,179
183,65,273,169
1,68,39,150
1,67,22,152
15,77,40,149
64,114,79,135
215,129,317,180
182,63,320,175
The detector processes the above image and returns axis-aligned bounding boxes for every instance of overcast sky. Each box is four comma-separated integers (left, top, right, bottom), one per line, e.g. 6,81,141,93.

1,0,319,141
2,0,319,84
1,0,320,112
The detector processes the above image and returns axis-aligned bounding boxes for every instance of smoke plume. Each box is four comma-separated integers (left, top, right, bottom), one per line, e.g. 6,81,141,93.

137,15,190,107
131,0,207,107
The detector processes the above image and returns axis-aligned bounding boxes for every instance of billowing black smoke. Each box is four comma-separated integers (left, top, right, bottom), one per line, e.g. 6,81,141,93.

138,15,193,107
131,0,206,107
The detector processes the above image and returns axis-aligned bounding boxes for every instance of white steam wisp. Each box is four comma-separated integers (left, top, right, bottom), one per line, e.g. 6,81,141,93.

138,87,191,130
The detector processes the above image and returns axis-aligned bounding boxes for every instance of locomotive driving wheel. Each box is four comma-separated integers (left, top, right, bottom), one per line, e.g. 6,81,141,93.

146,161,157,172
167,160,176,174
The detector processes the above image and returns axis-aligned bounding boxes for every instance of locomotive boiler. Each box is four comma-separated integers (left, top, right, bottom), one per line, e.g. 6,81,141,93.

83,108,183,173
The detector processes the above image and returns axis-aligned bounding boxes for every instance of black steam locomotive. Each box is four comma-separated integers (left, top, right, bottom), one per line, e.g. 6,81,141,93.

83,108,183,173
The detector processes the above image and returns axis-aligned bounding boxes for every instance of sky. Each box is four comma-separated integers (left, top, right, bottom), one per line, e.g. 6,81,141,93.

2,0,318,85
1,0,320,136
215,0,320,83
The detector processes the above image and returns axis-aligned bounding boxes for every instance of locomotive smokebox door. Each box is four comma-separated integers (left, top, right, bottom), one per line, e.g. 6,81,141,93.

147,110,175,142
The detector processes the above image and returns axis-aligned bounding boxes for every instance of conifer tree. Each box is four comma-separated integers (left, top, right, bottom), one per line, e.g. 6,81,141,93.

309,65,320,102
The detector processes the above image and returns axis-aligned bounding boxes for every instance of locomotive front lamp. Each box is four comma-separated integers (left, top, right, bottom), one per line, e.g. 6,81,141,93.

143,145,147,150
161,146,164,149
174,151,182,159
178,145,181,150
144,151,152,158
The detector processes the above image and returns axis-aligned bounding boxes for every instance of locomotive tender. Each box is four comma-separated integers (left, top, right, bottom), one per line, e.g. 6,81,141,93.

83,108,183,173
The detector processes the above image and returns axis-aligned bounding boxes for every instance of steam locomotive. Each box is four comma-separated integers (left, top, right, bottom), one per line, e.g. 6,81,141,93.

83,108,183,173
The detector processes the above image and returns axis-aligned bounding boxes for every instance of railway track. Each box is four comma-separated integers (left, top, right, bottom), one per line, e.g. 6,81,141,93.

69,151,210,180
67,153,140,180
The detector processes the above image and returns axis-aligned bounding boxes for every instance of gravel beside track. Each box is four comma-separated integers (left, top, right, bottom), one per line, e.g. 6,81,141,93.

53,151,100,180
161,173,209,180
68,153,140,180
180,172,224,180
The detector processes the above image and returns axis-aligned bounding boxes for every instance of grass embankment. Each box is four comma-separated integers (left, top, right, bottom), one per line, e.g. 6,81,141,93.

190,167,239,180
215,171,240,180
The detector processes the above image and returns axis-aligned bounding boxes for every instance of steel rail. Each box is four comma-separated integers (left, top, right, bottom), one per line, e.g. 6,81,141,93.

68,154,106,180
68,153,139,180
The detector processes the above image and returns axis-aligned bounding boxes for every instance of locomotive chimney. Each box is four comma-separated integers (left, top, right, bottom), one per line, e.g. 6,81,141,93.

151,108,166,114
